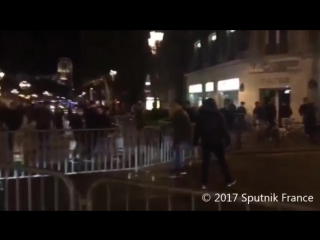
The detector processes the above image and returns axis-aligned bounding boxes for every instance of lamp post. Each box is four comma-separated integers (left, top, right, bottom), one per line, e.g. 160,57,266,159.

89,88,93,101
108,70,117,103
148,31,164,109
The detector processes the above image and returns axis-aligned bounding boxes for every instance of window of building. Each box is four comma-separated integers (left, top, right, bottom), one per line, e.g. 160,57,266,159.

265,30,288,54
189,84,203,93
205,82,214,92
194,40,201,49
209,32,217,42
309,30,319,51
146,97,160,110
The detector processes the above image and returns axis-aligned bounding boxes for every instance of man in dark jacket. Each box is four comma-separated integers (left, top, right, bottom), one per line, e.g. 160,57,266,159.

299,97,317,139
193,98,235,189
35,102,53,159
279,102,292,128
4,101,24,157
84,106,113,161
169,100,192,177
264,98,277,139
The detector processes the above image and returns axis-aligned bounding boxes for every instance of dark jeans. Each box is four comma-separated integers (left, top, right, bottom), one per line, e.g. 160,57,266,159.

304,123,316,140
265,120,276,138
201,144,233,186
84,131,102,160
73,132,85,158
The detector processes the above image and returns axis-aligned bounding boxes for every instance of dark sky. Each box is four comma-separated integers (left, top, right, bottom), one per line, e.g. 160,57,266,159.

0,30,186,101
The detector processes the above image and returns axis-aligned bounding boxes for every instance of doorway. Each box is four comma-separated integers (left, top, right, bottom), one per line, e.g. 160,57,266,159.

259,88,291,120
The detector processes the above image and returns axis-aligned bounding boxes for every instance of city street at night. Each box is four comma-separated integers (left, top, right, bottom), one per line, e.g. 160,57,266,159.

67,151,320,211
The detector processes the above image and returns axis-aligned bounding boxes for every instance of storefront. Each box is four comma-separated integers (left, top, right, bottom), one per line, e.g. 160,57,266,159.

188,84,203,107
217,78,240,108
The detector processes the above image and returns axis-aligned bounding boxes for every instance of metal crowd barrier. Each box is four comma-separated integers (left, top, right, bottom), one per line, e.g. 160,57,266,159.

0,126,175,178
0,163,77,211
84,178,316,211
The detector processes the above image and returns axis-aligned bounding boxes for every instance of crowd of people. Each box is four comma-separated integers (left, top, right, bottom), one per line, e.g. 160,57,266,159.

0,96,318,189
0,100,119,162
168,96,319,189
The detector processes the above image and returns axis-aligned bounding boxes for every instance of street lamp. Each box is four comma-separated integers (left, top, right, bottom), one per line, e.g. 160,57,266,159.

110,70,117,81
19,81,31,90
0,70,4,80
148,31,164,109
148,31,164,55
89,88,93,101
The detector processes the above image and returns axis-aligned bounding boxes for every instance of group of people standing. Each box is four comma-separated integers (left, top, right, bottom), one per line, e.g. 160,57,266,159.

168,95,319,189
0,100,115,162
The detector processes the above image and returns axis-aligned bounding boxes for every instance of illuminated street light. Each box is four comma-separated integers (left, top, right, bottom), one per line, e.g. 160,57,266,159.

148,31,164,55
0,70,4,80
110,70,117,81
11,89,19,94
19,81,31,90
148,31,164,109
31,94,38,98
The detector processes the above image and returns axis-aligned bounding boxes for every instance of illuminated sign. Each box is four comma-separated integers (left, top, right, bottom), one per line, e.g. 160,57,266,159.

217,78,240,91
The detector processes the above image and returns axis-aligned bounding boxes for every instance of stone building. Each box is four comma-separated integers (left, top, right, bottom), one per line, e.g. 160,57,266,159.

185,30,320,121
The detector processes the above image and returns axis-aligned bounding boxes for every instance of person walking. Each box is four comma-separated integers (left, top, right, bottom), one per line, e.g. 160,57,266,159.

169,100,192,178
193,98,236,189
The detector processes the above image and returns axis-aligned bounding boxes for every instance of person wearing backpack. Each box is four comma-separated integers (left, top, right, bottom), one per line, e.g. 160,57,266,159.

193,98,236,189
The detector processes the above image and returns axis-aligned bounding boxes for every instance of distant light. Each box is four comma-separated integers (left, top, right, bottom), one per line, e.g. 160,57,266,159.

110,70,117,76
195,41,201,48
230,30,236,33
0,70,5,79
145,82,151,86
210,33,217,41
90,88,93,90
148,31,164,54
11,89,19,94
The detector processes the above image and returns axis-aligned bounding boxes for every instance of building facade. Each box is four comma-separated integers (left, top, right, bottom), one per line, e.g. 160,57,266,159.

57,58,73,87
185,30,320,121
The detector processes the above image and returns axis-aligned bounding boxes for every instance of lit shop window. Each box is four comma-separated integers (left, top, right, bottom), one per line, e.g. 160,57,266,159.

205,82,214,92
189,84,203,93
217,78,240,91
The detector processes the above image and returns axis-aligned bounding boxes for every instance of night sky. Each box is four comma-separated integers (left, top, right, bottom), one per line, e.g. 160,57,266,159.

0,30,187,102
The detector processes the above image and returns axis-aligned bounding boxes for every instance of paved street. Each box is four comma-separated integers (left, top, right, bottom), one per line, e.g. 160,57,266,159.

63,151,320,211
134,151,320,210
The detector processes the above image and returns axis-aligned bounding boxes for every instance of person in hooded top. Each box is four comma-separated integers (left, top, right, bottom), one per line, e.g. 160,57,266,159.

193,98,236,189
